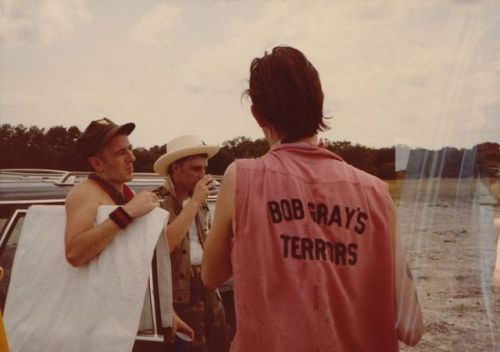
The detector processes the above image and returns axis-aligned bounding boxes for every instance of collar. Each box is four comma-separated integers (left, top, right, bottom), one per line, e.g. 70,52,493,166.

270,142,345,162
162,175,178,198
271,140,320,149
162,175,190,203
160,175,208,213
88,173,133,205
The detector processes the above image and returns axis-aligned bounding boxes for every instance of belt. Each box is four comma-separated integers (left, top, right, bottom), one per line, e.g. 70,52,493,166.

190,265,202,278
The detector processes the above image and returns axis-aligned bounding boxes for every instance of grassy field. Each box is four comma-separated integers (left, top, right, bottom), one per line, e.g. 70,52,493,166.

385,178,500,203
385,179,404,200
389,177,500,351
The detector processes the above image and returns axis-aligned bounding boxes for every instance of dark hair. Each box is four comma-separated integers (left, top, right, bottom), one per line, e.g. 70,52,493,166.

244,46,329,142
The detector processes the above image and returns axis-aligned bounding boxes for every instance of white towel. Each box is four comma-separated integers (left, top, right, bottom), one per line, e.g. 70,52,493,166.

4,205,170,352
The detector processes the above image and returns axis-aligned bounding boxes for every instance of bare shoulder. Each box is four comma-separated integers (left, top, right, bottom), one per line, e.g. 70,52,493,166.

216,162,236,218
65,180,101,210
66,179,100,200
222,161,236,184
225,161,236,175
219,162,236,198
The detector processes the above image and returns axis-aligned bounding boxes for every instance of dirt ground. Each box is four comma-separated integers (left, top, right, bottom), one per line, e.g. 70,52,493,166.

396,179,500,351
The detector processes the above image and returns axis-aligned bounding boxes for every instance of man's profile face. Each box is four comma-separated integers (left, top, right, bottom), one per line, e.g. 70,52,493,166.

172,155,208,192
92,134,135,183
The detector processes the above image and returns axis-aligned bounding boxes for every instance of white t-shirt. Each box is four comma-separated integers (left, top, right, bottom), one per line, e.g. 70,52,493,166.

188,220,203,265
183,198,204,265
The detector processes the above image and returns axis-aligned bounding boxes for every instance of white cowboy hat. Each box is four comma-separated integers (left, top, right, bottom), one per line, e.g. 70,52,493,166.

153,135,220,176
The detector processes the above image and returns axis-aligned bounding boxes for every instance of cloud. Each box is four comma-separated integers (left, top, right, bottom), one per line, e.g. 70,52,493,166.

0,0,91,44
2,0,498,149
39,0,91,44
186,0,498,148
175,1,445,144
0,0,38,42
129,3,182,46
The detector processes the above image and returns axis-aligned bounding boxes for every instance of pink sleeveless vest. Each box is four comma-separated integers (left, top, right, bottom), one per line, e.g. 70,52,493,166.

231,143,398,352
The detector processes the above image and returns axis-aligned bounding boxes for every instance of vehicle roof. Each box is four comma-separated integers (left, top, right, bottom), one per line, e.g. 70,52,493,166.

0,169,219,203
0,169,163,203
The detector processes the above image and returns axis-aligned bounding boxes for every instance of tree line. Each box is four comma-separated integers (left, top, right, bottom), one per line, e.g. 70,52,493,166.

0,124,498,179
403,143,499,179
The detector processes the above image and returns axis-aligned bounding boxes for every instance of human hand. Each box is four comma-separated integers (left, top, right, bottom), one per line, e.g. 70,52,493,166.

122,191,160,218
209,179,220,195
173,312,195,341
164,312,194,344
191,175,214,206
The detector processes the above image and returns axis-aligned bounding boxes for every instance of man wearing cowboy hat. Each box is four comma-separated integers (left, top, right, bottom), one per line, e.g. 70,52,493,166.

153,135,228,352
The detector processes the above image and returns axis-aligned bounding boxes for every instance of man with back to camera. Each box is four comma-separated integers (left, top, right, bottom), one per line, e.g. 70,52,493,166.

152,135,229,352
202,46,424,351
64,117,193,344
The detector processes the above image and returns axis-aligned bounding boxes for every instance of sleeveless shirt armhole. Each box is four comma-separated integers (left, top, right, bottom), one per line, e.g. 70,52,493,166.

234,160,252,240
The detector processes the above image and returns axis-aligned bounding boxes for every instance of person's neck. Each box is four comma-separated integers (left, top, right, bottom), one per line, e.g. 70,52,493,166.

294,134,319,145
262,123,319,146
267,133,319,147
175,187,190,202
95,172,124,194
169,177,190,201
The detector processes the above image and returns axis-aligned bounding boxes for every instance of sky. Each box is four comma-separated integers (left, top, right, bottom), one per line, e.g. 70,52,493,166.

1,0,499,150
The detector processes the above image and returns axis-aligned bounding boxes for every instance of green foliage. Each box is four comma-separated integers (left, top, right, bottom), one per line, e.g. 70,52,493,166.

0,124,62,169
325,141,395,179
0,123,497,180
208,137,269,174
133,145,166,172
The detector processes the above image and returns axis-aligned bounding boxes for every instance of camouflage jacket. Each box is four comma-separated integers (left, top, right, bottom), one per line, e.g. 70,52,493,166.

153,176,210,304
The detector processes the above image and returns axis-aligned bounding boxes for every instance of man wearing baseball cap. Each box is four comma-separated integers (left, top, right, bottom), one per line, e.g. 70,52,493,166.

65,117,158,266
65,118,194,345
153,135,228,352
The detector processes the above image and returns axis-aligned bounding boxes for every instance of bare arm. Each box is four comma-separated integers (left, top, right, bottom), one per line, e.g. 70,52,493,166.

391,200,424,345
64,182,159,267
165,175,213,252
202,163,235,290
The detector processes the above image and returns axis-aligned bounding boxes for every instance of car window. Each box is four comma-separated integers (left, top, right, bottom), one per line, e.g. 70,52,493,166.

0,218,7,231
0,205,14,231
0,209,26,311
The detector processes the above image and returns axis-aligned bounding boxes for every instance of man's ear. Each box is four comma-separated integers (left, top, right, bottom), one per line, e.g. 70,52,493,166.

88,156,103,172
170,162,180,176
251,105,267,128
